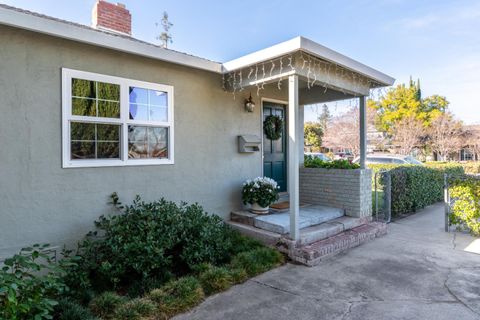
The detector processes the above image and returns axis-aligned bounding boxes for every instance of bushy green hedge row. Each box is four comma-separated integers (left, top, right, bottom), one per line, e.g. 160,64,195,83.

449,177,480,236
304,156,360,169
1,195,285,320
425,161,480,175
370,164,464,216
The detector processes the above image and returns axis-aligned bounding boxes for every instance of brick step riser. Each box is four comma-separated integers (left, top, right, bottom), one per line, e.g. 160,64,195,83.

285,222,387,266
299,217,371,245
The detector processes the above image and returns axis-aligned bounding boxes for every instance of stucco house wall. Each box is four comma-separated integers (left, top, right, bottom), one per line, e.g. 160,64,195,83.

0,25,288,258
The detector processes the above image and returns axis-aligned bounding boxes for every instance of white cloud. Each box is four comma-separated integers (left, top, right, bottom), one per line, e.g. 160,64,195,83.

395,2,480,31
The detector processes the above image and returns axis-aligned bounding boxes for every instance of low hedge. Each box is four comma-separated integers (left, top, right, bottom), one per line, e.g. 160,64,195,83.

304,156,360,169
3,195,285,320
370,164,464,216
462,162,480,175
449,177,480,236
424,161,480,175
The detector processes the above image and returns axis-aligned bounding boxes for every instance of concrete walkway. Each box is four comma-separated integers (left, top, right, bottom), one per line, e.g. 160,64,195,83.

175,203,480,320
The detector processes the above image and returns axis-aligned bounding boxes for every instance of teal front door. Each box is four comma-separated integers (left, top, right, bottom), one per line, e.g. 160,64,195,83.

263,102,287,192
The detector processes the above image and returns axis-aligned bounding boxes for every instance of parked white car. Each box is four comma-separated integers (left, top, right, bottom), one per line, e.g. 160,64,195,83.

305,152,332,162
353,154,423,165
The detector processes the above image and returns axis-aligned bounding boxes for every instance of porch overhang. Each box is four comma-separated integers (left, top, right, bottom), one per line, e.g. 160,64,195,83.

223,36,394,99
224,37,394,242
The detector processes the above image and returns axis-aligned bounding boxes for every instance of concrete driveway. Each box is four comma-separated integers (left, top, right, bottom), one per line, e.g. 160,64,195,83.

175,203,480,320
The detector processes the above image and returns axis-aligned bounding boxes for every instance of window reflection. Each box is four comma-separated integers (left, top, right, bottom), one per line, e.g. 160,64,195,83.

71,122,120,159
128,126,168,159
129,87,168,122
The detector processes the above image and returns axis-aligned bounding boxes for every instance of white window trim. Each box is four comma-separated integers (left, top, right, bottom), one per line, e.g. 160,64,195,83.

62,68,174,168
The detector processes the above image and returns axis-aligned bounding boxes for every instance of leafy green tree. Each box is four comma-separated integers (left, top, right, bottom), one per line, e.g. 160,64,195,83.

304,122,323,152
369,78,448,133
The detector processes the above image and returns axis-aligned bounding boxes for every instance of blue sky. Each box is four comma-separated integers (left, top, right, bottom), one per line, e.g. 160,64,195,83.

3,0,479,123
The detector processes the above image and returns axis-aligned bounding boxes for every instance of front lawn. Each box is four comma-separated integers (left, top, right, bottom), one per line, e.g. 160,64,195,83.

0,194,284,320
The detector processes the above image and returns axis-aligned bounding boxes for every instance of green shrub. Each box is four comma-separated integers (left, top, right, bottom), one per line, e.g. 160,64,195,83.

228,268,249,284
89,291,127,319
460,162,480,175
230,248,284,277
424,162,465,175
304,155,360,169
64,195,239,292
450,177,480,236
114,298,156,320
126,274,173,298
227,231,264,256
148,276,204,317
370,164,465,216
55,298,98,320
0,244,67,320
198,265,233,295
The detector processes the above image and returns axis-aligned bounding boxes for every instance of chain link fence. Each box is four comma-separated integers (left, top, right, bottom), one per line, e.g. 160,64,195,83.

373,170,391,223
444,173,480,233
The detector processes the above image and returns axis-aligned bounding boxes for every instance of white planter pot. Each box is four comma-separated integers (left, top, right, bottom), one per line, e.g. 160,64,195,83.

250,202,270,215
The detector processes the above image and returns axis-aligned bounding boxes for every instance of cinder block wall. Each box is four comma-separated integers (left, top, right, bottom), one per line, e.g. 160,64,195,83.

300,168,372,218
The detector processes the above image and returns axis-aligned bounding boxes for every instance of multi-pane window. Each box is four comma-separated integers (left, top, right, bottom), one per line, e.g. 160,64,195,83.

62,69,174,168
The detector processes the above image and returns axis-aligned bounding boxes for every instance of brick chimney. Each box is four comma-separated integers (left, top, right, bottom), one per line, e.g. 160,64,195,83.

92,0,131,36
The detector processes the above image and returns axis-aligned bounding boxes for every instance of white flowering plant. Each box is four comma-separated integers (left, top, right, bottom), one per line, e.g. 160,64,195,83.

242,177,280,208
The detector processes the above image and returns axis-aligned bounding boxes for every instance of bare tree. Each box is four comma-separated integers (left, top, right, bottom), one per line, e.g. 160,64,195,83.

323,106,360,157
428,113,463,161
391,116,425,155
463,125,480,161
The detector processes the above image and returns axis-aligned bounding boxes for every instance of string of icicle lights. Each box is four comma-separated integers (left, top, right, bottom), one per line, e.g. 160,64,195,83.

222,51,386,100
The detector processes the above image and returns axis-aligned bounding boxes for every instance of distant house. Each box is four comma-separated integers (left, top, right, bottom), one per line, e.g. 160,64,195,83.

456,124,480,161
0,1,394,260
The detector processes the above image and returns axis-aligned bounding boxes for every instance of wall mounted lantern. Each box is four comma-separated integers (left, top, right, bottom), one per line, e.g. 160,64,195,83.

244,93,255,113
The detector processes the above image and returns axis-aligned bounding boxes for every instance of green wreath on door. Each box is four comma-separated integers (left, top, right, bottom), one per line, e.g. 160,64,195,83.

263,115,283,140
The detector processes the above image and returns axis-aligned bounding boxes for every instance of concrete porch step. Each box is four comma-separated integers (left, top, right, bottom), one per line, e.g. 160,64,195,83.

285,222,388,266
298,216,369,245
226,221,282,246
253,205,344,234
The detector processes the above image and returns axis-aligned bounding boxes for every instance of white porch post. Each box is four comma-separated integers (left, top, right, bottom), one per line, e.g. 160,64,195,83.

288,75,300,241
298,105,305,165
359,96,367,169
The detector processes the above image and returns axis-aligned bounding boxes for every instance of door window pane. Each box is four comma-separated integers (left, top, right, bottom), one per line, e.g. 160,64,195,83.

128,126,168,159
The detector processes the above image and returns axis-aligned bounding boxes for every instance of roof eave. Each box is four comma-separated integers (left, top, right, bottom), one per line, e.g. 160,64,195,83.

299,37,395,87
223,36,395,87
0,5,223,73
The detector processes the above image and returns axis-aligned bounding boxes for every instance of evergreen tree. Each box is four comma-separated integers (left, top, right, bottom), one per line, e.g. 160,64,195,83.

415,78,422,101
318,104,332,132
